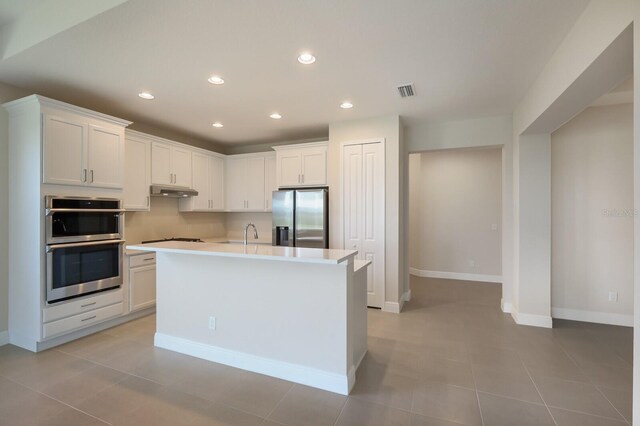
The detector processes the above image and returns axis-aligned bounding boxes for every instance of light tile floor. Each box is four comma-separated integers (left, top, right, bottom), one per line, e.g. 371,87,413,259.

0,277,633,425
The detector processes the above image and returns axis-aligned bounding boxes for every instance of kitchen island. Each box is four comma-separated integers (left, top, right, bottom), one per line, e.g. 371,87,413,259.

126,241,368,395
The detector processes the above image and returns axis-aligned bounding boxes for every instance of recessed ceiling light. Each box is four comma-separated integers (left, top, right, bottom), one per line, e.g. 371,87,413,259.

138,92,154,100
340,101,353,109
208,76,224,85
212,122,224,128
270,113,282,119
297,53,316,65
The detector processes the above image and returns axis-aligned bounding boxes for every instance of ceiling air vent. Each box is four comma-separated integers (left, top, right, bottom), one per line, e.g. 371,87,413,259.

397,83,415,98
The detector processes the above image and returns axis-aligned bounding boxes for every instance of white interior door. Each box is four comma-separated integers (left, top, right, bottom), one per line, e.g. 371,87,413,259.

343,142,385,308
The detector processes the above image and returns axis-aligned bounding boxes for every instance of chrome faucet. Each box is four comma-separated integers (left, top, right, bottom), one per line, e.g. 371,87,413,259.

243,223,259,245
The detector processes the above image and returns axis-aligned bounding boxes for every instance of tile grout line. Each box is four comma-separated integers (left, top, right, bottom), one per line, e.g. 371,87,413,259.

332,395,350,426
554,338,630,424
260,381,295,424
59,334,327,425
545,404,631,424
592,385,631,424
36,392,114,425
470,365,486,426
519,356,558,426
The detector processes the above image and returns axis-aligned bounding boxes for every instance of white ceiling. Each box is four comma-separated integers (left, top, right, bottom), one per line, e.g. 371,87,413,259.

0,0,590,146
0,0,44,27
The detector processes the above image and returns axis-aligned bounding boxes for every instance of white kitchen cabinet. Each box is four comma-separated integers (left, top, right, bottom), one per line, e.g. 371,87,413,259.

5,94,134,351
264,154,277,211
123,133,151,211
151,141,192,187
179,152,225,212
225,154,267,211
273,142,327,188
42,290,124,339
129,253,156,312
210,156,225,210
43,113,125,188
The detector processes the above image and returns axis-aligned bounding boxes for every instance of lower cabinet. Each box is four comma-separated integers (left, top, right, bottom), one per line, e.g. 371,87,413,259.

128,253,157,312
41,289,124,339
42,303,124,339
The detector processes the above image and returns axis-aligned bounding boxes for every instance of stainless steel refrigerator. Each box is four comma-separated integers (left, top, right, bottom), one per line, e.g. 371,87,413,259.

272,188,329,248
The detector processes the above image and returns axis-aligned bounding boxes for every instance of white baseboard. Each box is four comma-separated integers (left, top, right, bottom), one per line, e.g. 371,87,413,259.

155,333,353,395
501,299,512,314
383,301,401,313
383,290,411,314
511,310,553,328
409,268,502,283
552,307,633,327
0,330,8,346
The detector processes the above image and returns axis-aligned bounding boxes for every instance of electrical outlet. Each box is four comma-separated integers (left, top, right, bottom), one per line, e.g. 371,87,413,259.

608,292,618,302
491,223,498,231
468,260,476,268
208,316,216,330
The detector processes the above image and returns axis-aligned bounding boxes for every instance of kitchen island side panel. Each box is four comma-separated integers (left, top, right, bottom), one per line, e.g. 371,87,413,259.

155,252,354,377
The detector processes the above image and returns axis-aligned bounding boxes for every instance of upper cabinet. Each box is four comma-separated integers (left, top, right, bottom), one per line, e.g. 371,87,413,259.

273,142,328,188
151,141,192,187
42,107,128,189
179,152,225,212
123,131,151,211
225,152,275,212
264,154,277,211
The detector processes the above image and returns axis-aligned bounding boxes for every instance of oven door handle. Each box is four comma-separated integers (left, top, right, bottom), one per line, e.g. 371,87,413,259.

46,240,126,252
45,208,126,216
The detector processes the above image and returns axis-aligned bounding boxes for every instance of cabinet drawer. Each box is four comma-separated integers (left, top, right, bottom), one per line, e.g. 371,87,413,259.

130,253,156,268
42,302,123,339
43,289,123,323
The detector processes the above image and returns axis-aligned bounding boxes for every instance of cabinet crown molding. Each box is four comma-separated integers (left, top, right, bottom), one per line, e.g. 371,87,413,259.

272,141,328,151
4,95,132,127
125,129,225,159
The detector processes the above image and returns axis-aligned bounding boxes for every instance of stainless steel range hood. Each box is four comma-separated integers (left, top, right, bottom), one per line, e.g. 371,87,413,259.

150,185,198,198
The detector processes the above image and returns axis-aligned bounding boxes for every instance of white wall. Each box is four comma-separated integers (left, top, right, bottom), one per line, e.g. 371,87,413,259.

124,197,226,243
514,134,552,327
328,116,404,312
551,103,633,325
405,115,512,153
0,83,30,337
409,148,502,279
408,154,422,269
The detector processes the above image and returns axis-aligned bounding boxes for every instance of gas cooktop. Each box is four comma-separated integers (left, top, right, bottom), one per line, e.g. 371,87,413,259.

141,237,204,244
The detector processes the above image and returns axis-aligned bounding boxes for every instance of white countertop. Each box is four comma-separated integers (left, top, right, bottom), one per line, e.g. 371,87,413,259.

126,241,358,265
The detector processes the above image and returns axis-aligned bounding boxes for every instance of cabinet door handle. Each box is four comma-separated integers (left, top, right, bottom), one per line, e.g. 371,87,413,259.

297,174,300,184
81,315,97,322
90,170,94,183
147,196,150,207
143,257,155,261
82,169,87,182
81,301,96,308
301,174,304,184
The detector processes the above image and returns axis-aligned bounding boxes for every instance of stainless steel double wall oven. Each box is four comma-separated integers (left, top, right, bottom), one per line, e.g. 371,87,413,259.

45,196,125,303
